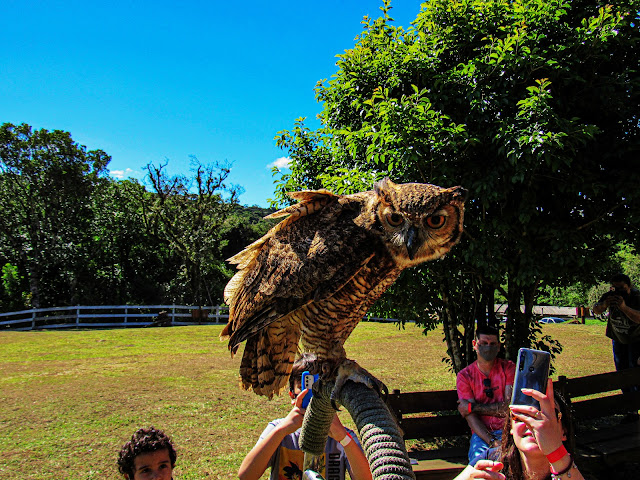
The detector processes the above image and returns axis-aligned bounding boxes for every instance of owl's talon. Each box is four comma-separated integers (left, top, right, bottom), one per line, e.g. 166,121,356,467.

375,381,389,402
329,359,387,404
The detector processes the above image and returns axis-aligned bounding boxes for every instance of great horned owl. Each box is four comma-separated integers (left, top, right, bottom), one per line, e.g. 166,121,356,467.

222,178,466,398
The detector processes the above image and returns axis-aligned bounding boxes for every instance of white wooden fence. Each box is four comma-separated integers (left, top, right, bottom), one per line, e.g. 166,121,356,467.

0,304,403,331
0,305,230,331
0,303,578,331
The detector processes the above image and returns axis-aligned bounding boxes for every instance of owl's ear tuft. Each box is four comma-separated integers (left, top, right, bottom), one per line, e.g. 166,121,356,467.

374,177,395,206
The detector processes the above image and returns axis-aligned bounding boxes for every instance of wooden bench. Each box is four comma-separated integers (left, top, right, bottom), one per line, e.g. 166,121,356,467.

555,368,640,472
386,388,470,480
387,368,640,479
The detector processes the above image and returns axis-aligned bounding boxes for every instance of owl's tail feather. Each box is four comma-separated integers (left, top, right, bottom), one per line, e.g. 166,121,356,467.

239,321,301,399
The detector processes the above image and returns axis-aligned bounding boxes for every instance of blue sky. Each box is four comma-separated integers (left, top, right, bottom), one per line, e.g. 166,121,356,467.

2,1,421,207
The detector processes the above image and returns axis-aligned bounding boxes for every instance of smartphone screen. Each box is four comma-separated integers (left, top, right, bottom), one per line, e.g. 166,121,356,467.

510,348,550,409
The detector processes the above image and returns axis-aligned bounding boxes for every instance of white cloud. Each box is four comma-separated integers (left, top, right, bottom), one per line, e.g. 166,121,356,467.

267,156,291,170
110,168,136,180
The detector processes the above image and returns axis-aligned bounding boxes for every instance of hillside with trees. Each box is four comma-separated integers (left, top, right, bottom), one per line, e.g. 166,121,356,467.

0,122,274,312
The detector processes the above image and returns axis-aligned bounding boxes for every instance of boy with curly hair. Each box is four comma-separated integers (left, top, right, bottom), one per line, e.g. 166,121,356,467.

117,426,177,480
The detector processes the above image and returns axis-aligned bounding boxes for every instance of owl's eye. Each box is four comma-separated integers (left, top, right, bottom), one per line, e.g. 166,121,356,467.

386,212,404,227
426,214,446,229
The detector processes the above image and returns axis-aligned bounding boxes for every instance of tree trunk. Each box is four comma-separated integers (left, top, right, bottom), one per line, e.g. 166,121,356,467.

504,277,538,360
441,281,464,373
441,275,483,374
27,259,41,309
504,278,521,361
523,282,537,345
485,283,497,329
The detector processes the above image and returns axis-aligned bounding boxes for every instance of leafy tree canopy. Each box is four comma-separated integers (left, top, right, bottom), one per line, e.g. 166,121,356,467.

0,123,110,308
274,0,640,366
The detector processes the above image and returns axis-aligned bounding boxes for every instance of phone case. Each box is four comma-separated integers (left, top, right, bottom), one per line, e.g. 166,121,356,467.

301,371,318,408
510,348,550,408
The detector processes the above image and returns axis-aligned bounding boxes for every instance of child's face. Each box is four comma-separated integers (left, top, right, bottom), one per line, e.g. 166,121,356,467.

289,382,302,404
128,448,173,480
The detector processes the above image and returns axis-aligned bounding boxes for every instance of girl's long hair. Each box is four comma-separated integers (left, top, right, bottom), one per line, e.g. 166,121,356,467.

498,390,571,479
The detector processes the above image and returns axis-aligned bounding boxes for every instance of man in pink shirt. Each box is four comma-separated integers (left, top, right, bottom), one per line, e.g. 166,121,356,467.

456,326,515,463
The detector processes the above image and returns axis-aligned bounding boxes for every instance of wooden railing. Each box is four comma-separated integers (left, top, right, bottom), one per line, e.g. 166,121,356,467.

0,305,230,330
0,305,403,331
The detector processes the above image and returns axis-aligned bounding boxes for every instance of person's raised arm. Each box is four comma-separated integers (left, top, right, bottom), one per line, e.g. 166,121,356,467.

238,389,309,480
510,380,585,480
617,296,640,324
592,295,611,315
328,415,372,480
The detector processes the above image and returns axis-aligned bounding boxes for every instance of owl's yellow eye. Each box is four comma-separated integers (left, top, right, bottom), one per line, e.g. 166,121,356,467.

426,214,446,229
386,212,404,227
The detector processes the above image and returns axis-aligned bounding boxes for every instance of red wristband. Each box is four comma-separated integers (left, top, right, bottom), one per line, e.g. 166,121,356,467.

468,403,473,414
546,445,568,463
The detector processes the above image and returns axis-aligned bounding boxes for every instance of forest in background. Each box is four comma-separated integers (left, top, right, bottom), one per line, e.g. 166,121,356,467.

0,122,275,312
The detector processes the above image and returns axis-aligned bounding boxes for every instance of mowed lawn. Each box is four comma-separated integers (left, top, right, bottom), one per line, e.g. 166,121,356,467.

0,320,612,479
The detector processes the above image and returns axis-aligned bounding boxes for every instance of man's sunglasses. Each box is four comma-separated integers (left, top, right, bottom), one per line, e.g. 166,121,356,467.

483,378,494,399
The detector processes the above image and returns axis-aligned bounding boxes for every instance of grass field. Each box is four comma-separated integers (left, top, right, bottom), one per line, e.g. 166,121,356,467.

0,320,612,479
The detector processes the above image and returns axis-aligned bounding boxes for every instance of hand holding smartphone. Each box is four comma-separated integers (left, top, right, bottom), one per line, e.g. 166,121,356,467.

510,348,550,409
301,371,319,408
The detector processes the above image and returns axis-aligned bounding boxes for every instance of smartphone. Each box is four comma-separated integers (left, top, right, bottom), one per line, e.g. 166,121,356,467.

510,348,550,409
301,371,319,408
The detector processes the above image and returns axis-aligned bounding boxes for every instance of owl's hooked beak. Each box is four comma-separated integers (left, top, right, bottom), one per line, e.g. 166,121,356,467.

405,226,421,260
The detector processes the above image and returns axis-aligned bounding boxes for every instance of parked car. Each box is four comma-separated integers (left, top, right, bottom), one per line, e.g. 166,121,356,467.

538,316,566,324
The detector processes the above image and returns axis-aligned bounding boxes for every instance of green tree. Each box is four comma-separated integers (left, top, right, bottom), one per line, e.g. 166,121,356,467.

220,204,276,261
0,123,110,308
143,158,241,306
275,0,640,368
1,263,27,310
81,178,178,305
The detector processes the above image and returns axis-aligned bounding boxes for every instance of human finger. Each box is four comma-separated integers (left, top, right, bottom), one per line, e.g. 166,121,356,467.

294,388,310,408
520,386,546,402
519,382,554,417
509,409,537,428
469,462,505,479
469,471,505,480
473,460,504,472
509,404,541,420
331,414,344,427
544,379,556,414
328,414,346,440
522,379,555,418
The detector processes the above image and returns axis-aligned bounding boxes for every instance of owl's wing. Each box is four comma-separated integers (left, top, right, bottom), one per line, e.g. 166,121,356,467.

222,189,377,351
